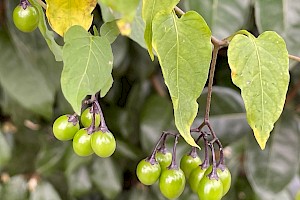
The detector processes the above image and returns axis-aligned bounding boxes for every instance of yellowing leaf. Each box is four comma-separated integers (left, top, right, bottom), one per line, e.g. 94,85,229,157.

228,31,289,149
98,0,139,36
46,0,97,36
152,11,212,147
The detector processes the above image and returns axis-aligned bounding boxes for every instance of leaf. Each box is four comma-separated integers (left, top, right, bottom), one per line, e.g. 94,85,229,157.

1,175,28,200
245,111,300,197
0,131,12,170
91,158,122,199
46,0,97,36
0,30,54,118
140,95,174,152
98,0,140,35
183,0,252,39
35,142,68,175
61,26,113,114
100,21,120,44
129,0,146,48
152,11,212,147
228,31,289,149
255,0,300,66
142,0,180,59
29,181,61,200
29,0,62,61
67,167,92,197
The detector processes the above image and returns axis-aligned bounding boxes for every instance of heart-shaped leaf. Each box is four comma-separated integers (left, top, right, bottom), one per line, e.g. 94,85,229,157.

46,0,97,36
61,26,113,114
228,31,289,149
152,11,212,147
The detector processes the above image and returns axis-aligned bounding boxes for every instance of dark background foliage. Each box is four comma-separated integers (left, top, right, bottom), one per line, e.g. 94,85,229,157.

0,0,300,199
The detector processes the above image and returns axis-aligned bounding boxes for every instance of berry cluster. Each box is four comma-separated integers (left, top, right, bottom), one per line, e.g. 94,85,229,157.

13,0,39,33
52,97,116,158
136,132,231,200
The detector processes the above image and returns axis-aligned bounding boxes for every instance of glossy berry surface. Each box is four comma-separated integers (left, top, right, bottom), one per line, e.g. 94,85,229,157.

159,168,186,199
72,129,94,156
91,130,116,158
155,150,172,169
13,4,39,32
136,159,161,185
80,107,101,128
52,115,79,141
188,166,208,193
180,154,202,178
217,167,231,196
198,175,223,200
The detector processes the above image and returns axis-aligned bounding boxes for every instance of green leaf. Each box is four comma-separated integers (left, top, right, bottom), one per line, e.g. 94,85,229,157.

0,131,12,170
98,0,139,36
142,0,179,59
140,94,174,152
91,158,122,199
29,0,63,61
61,25,113,114
152,11,212,147
183,0,252,39
1,175,28,200
35,142,68,175
130,0,146,48
100,21,120,44
255,0,300,66
29,181,61,200
245,111,300,197
67,167,92,197
0,30,54,118
228,31,289,149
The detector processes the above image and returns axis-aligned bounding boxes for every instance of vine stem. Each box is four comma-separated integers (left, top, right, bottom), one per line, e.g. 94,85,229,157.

289,54,300,63
147,132,167,165
204,45,219,122
168,134,179,170
32,0,46,9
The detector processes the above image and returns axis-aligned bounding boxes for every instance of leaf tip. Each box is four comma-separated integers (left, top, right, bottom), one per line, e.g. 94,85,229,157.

253,128,269,150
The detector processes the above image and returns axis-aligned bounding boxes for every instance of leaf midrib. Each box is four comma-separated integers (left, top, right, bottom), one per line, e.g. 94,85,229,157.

171,12,185,133
250,36,265,138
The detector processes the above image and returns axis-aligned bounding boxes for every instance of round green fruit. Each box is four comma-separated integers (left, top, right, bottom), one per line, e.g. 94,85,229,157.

80,107,101,128
72,129,94,156
155,149,172,169
198,175,223,200
136,159,161,185
188,166,208,193
91,130,116,158
52,115,79,141
217,167,231,196
180,154,202,178
159,168,186,199
13,4,39,32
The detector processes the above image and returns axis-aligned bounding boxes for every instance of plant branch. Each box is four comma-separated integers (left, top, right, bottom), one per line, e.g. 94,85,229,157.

33,0,46,9
289,54,300,63
204,45,220,122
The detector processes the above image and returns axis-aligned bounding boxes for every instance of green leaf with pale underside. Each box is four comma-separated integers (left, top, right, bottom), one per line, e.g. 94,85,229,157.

228,31,289,149
152,11,212,147
61,26,113,114
142,0,179,59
